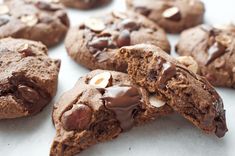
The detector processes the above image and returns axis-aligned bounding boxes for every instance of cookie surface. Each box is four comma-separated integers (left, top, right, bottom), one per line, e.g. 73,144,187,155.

0,0,69,47
126,0,205,33
0,38,60,119
60,0,111,9
119,44,228,138
50,69,172,156
65,11,170,72
176,24,235,88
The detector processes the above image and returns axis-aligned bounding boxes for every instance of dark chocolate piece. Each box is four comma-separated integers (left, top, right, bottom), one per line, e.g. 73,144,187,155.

103,85,140,130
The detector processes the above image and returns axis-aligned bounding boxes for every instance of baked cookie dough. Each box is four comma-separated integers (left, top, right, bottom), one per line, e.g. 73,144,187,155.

176,24,235,88
60,0,111,9
126,0,205,33
65,11,170,72
119,44,228,138
0,38,60,119
0,0,70,47
50,69,172,156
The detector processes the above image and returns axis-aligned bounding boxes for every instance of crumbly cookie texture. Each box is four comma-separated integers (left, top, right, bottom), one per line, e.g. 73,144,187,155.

50,70,172,156
0,0,69,47
0,38,60,119
126,0,205,33
60,0,111,9
176,24,235,88
65,11,170,72
119,44,228,138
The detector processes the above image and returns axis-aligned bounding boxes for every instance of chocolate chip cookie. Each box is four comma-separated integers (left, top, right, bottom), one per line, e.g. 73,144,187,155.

176,24,235,88
126,0,205,33
0,0,69,47
119,44,228,137
50,69,172,156
60,0,111,9
0,38,60,119
65,11,170,72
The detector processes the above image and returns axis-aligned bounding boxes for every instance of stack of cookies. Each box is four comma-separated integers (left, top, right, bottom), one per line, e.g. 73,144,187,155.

0,0,233,156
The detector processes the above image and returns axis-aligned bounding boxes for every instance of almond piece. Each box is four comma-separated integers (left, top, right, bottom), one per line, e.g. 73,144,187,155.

20,14,38,26
0,5,9,15
89,72,111,88
84,18,105,32
162,7,181,21
177,56,198,73
149,96,165,108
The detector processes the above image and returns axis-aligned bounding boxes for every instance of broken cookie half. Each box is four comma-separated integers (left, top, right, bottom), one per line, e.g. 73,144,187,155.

119,44,228,138
50,70,172,156
0,38,60,119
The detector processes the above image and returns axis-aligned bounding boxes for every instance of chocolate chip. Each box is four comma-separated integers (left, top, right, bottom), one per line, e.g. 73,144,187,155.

120,19,139,31
158,61,176,89
56,11,70,27
117,30,131,47
18,85,39,103
89,37,109,49
206,42,227,65
35,1,60,11
61,104,92,131
0,15,10,27
162,7,181,21
102,85,141,131
135,6,151,16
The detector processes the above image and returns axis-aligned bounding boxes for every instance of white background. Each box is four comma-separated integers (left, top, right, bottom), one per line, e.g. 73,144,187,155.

0,0,235,156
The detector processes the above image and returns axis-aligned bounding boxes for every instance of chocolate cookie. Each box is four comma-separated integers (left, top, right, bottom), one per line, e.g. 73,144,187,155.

65,11,170,72
176,24,235,88
60,0,111,9
0,38,60,119
0,0,69,47
126,0,205,33
119,44,228,137
50,70,172,156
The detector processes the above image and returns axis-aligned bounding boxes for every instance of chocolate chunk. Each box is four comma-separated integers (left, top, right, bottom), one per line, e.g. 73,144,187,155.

120,19,139,31
162,7,181,21
35,1,60,11
56,11,70,27
206,42,227,65
18,85,40,103
61,104,92,131
102,85,141,131
89,37,109,49
116,30,131,47
135,6,151,16
0,15,10,26
158,61,177,88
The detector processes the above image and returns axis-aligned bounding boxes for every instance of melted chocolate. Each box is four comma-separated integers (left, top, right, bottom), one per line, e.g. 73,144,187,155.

206,42,227,65
153,58,176,89
102,85,141,131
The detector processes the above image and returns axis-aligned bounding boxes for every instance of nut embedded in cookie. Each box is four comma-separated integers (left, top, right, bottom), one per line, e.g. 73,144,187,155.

119,44,228,138
50,70,172,156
